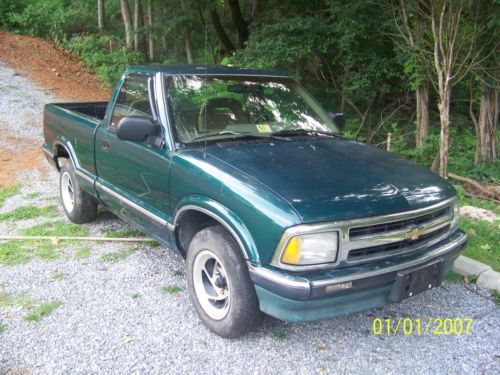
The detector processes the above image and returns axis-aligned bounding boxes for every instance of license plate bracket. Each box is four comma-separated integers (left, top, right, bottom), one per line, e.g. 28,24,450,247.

387,259,444,303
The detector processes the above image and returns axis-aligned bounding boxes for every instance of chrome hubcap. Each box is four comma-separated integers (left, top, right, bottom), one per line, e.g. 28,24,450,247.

61,172,75,213
193,250,230,320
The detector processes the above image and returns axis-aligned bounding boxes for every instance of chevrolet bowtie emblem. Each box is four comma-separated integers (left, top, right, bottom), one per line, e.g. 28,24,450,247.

406,227,425,241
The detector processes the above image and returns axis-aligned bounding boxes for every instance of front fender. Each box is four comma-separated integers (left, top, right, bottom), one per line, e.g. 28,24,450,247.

173,195,260,262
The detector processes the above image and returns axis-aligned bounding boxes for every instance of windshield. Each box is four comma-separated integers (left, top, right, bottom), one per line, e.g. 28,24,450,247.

165,75,339,144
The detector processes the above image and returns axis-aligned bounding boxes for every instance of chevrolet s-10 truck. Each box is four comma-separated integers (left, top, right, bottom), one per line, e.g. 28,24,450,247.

43,65,467,338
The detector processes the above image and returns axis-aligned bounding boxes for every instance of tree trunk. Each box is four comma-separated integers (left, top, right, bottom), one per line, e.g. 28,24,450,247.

120,0,133,49
97,0,105,30
209,7,235,53
227,0,249,48
147,0,154,61
438,82,451,178
476,83,497,164
184,30,193,64
133,0,147,58
415,83,429,148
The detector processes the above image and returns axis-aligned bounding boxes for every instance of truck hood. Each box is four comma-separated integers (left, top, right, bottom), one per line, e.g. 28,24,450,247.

205,138,455,223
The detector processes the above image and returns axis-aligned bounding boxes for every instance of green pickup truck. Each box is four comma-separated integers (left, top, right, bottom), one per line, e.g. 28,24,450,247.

43,65,467,338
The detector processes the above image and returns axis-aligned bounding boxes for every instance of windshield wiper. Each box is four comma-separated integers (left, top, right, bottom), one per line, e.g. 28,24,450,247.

271,129,340,138
188,130,273,142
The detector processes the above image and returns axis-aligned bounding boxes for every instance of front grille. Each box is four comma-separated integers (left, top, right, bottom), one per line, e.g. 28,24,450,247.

349,206,451,240
347,224,451,261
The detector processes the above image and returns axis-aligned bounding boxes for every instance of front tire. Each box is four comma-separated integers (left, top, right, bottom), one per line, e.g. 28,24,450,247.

59,160,98,224
186,225,263,338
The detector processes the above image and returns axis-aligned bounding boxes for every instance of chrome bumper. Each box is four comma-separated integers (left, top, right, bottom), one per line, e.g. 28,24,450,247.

249,230,467,301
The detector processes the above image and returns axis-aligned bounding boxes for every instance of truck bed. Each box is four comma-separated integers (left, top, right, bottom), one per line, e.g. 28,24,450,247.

51,101,108,120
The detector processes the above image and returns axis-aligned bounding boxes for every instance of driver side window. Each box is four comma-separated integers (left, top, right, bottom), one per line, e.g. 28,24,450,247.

111,74,153,129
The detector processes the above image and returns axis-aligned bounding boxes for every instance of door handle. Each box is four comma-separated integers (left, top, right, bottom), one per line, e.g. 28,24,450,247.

101,139,111,150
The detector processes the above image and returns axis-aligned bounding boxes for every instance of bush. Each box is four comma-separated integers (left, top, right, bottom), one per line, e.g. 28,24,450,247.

66,35,144,86
2,0,95,42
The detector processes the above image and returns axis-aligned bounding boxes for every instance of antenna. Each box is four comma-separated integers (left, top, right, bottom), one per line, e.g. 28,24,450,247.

203,16,208,159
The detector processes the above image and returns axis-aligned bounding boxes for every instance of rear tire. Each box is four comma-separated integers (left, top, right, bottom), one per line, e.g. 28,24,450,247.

59,160,98,224
186,225,263,338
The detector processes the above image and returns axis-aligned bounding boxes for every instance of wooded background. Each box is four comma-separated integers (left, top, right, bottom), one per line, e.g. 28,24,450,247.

0,0,497,181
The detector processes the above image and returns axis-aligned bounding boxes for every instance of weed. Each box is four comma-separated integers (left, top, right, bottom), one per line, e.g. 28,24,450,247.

131,293,140,299
161,285,182,295
102,227,145,238
492,290,500,306
0,290,35,309
25,192,41,199
99,247,136,262
460,218,499,270
0,238,61,266
273,330,287,340
0,184,20,208
74,247,91,259
23,300,61,322
22,220,89,237
0,205,58,221
51,272,64,281
0,322,6,333
444,271,464,283
171,270,182,277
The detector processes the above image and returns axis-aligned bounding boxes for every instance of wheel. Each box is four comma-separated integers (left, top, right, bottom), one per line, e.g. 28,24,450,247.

186,225,263,338
59,160,98,224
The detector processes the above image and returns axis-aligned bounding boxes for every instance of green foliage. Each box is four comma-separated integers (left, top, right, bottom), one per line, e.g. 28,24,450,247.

51,272,64,281
460,218,499,270
161,285,182,295
444,271,465,284
66,34,143,86
99,247,136,262
74,247,91,259
1,0,95,42
0,184,20,208
23,300,61,322
0,205,57,221
102,227,145,238
0,322,6,334
22,220,89,237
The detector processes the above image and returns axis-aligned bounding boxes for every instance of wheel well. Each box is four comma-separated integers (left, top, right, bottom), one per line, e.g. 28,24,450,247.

54,144,70,170
175,210,220,257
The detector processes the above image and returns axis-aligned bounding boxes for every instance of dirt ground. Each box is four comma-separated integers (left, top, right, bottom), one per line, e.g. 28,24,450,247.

0,31,111,188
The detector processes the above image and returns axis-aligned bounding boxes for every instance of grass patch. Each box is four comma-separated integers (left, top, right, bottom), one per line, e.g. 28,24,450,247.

0,241,31,265
74,247,91,259
51,272,64,281
0,290,35,309
25,192,41,199
131,293,140,299
23,300,61,322
460,218,500,270
273,330,288,340
99,247,136,262
22,220,89,237
492,290,500,306
0,184,20,208
171,270,182,277
0,205,58,221
145,240,161,247
161,285,182,295
444,271,464,283
102,227,145,238
0,322,6,334
0,237,62,266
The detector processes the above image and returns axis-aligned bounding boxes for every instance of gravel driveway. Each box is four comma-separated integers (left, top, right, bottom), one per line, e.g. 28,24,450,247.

0,61,499,375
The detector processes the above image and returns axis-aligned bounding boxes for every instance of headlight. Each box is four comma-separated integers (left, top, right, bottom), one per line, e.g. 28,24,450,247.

278,231,339,266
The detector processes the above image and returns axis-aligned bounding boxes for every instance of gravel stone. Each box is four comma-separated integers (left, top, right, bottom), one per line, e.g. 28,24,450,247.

0,61,499,375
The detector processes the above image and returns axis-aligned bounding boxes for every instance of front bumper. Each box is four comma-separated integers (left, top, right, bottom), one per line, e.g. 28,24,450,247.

249,229,467,322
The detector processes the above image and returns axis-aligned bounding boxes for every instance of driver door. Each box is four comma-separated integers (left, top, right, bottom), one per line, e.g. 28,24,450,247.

95,73,172,243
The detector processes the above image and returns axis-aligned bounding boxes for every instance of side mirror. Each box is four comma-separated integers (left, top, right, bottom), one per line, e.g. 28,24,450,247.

116,116,160,142
328,112,345,131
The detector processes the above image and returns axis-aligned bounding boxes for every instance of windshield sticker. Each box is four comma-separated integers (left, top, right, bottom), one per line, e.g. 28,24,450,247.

256,124,272,133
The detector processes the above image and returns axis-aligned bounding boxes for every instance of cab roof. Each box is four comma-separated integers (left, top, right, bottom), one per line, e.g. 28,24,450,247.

125,64,290,77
